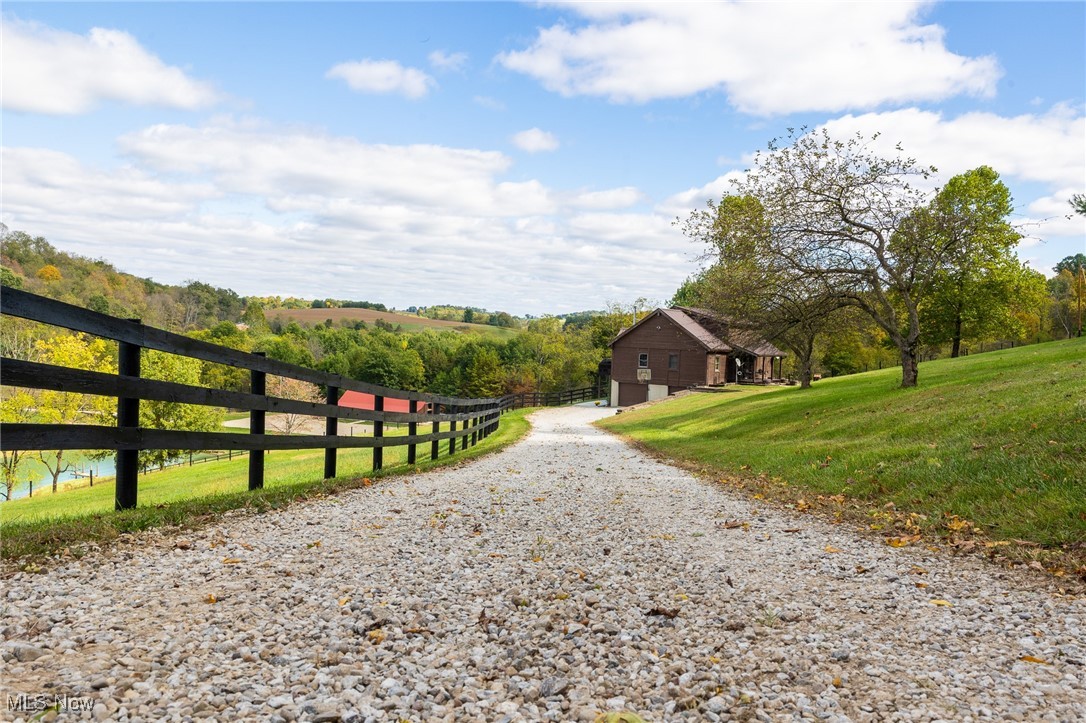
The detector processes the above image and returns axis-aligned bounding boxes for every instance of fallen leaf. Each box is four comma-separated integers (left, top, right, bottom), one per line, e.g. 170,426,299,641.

832,676,843,688
854,565,869,574
783,528,802,534
338,597,350,606
533,497,547,502
222,557,242,565
930,599,953,607
205,594,217,604
367,629,386,644
915,582,928,589
1019,655,1050,665
306,540,322,549
718,520,745,530
824,545,842,554
647,607,680,618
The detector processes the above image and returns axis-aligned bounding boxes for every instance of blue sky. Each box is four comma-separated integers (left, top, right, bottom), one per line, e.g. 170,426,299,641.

3,2,1084,315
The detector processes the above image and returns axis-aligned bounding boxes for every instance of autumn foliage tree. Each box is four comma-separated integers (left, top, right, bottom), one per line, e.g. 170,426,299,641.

724,129,1025,387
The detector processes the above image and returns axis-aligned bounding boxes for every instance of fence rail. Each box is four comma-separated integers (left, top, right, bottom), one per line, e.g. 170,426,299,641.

502,385,604,409
0,288,511,511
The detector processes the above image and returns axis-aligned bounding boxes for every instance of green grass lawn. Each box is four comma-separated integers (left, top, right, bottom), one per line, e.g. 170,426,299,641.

1,409,533,562
599,338,1086,571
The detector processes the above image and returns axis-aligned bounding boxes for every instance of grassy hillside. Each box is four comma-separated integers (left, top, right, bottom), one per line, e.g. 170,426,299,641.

599,338,1086,574
1,410,533,563
268,307,518,338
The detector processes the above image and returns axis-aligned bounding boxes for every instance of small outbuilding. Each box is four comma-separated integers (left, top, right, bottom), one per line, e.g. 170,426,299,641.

608,306,786,407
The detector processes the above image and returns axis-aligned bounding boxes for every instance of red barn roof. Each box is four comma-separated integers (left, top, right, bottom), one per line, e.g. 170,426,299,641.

339,390,427,414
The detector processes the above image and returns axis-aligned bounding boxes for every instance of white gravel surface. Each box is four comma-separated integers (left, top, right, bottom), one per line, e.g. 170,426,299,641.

3,406,1084,722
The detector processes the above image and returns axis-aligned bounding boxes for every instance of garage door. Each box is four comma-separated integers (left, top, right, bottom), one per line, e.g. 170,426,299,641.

617,383,648,407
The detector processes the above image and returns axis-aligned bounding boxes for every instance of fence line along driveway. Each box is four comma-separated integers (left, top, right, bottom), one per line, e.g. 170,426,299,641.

3,407,1083,722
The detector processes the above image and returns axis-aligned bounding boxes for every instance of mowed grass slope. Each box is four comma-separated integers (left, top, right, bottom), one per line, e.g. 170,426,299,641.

267,308,518,339
599,338,1086,556
1,410,533,561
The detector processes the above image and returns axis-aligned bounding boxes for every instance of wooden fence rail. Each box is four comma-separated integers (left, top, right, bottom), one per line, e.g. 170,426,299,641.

0,288,512,511
502,385,604,409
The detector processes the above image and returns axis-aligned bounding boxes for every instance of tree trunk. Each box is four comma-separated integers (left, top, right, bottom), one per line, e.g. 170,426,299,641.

900,345,920,388
951,312,963,358
798,336,815,389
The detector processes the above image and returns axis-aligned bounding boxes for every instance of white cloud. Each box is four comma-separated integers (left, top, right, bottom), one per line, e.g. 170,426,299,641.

497,2,1000,114
3,119,693,313
819,106,1085,189
473,95,507,111
512,128,560,153
326,59,435,99
428,50,468,72
569,187,646,210
1,19,220,114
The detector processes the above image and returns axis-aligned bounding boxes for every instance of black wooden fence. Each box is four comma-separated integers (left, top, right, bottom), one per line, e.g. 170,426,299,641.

0,288,511,511
502,384,605,409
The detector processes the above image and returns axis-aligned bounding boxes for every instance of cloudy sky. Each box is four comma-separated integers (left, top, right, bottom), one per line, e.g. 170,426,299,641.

2,2,1084,315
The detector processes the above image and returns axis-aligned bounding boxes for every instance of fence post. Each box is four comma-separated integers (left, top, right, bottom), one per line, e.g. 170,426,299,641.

463,404,472,450
431,404,440,461
324,385,338,479
449,404,458,456
249,352,266,491
470,404,479,447
373,394,384,471
115,320,141,511
408,399,418,465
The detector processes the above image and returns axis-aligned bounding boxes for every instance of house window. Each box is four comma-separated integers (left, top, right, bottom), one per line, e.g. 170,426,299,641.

668,354,679,370
714,356,720,372
638,353,648,368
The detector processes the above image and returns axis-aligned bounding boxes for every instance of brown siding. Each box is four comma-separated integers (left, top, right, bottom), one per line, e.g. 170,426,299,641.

611,311,708,387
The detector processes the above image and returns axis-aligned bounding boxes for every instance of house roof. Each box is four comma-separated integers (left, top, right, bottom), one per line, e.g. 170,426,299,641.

658,308,731,352
611,306,785,358
339,390,427,414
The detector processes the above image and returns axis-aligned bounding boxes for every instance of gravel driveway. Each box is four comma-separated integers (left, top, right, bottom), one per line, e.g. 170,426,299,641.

3,406,1084,722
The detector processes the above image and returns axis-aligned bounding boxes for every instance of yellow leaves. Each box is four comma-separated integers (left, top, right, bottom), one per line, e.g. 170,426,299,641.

649,533,675,541
752,493,764,500
366,629,386,644
915,582,929,589
717,519,747,530
533,497,547,502
943,513,976,535
1019,655,1050,665
361,478,374,487
553,591,570,600
674,593,688,601
832,676,843,688
205,594,217,604
795,499,810,512
338,597,351,606
222,557,243,565
306,540,322,549
885,534,921,548
854,565,869,574
910,565,928,575
930,599,953,607
824,545,842,554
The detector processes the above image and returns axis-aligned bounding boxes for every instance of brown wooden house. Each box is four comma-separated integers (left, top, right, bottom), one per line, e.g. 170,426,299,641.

608,306,786,407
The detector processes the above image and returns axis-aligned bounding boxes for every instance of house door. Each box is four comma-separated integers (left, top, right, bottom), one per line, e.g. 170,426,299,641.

617,383,648,407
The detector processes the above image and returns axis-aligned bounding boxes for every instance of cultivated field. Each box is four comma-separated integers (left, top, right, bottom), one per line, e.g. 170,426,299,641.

267,307,517,337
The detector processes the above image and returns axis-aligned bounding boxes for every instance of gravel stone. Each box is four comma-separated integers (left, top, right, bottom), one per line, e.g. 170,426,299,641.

2,406,1084,721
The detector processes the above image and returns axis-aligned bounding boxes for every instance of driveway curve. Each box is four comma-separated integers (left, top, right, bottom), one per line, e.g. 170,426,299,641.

3,406,1084,722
